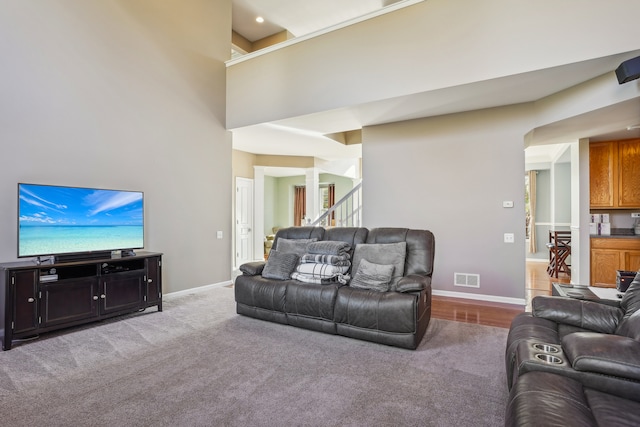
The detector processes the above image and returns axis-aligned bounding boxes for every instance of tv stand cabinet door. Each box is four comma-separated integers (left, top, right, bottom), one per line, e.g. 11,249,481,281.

145,256,162,310
40,278,99,328
100,271,144,316
12,270,39,336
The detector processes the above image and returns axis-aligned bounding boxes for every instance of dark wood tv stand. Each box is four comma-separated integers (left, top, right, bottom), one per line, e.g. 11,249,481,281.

0,251,162,350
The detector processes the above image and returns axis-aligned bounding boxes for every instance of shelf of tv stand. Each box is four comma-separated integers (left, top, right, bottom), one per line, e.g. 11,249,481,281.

0,251,162,350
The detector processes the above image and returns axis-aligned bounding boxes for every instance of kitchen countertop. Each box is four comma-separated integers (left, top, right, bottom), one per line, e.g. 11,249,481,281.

591,234,640,238
591,228,640,238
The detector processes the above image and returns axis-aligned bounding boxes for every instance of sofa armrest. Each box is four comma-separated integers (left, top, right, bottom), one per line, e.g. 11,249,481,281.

532,296,623,333
562,332,640,382
395,274,430,293
239,261,266,276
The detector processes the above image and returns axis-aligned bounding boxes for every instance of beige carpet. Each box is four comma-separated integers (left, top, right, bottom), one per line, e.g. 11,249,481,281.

0,286,509,426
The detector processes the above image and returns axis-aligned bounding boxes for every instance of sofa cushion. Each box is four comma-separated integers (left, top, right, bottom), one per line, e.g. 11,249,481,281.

616,281,640,339
285,281,340,323
586,388,640,427
506,370,640,427
324,227,368,260
505,371,597,426
234,275,288,313
275,238,315,257
334,286,417,334
616,310,640,341
261,250,299,280
273,226,325,243
620,279,640,315
366,228,435,277
532,296,623,334
352,242,406,291
350,259,394,292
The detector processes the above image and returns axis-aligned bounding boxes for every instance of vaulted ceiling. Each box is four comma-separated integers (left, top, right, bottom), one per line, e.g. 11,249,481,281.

232,0,401,42
229,1,640,166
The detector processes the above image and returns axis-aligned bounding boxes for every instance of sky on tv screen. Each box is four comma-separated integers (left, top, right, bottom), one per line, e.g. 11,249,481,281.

18,184,144,257
19,184,143,227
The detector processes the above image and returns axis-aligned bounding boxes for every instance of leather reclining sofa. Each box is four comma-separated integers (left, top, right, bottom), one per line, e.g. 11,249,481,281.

505,275,640,425
234,226,435,350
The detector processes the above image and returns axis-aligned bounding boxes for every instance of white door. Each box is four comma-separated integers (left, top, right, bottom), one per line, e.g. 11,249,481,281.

235,177,254,267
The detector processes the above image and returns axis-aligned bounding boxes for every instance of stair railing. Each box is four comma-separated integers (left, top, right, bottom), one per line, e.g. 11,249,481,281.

311,182,362,227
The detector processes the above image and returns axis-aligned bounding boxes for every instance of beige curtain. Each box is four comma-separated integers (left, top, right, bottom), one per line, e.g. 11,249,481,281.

528,170,537,253
294,186,306,226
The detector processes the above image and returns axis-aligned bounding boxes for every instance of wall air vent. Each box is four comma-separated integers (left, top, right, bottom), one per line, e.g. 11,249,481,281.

454,273,480,288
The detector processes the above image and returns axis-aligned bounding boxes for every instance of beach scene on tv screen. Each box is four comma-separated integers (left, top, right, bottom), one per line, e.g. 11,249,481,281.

19,184,144,257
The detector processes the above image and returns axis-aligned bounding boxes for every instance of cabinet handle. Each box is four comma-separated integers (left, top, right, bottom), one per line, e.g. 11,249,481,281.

148,279,153,283
100,294,106,299
93,296,99,300
27,297,35,303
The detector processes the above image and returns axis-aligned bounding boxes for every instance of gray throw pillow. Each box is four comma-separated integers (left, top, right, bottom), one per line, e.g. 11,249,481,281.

352,242,406,291
275,238,315,257
350,259,394,292
262,250,299,280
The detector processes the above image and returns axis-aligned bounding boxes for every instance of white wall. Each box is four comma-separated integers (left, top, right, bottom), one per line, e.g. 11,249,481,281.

227,0,640,129
0,0,232,293
363,105,533,301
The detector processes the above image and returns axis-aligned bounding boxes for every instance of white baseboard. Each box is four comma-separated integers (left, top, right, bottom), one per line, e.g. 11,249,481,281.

164,281,232,299
166,281,526,306
433,289,525,306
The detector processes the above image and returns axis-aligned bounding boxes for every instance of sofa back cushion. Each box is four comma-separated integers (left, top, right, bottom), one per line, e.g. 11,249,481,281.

616,310,640,341
273,227,325,250
366,228,435,277
276,238,316,257
616,280,640,340
324,227,368,260
273,227,368,273
620,279,640,314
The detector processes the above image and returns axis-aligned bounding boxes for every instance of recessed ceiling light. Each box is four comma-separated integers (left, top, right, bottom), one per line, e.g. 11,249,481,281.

256,16,264,23
627,125,640,130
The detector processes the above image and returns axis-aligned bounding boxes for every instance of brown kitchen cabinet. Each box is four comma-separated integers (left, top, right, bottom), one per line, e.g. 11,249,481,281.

590,139,640,209
591,238,640,287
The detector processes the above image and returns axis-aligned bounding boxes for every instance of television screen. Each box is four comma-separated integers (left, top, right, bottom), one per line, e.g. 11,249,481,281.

18,183,144,258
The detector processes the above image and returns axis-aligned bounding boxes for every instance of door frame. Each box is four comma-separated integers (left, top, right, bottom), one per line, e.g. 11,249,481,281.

235,177,254,268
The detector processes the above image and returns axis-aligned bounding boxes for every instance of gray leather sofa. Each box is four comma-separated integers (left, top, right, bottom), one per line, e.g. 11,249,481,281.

234,226,435,349
505,276,640,426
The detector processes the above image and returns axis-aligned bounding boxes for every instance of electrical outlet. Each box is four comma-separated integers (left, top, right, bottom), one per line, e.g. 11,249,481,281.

632,213,640,218
504,233,515,243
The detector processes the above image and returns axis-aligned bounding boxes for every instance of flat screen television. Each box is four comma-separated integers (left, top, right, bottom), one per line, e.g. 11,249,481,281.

18,183,144,260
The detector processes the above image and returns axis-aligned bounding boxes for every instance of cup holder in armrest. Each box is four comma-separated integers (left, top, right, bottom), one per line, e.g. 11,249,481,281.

532,343,560,354
511,340,568,388
534,353,564,364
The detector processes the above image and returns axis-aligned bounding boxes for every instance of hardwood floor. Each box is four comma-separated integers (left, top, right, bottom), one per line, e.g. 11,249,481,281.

524,260,570,308
430,296,524,328
431,260,570,328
